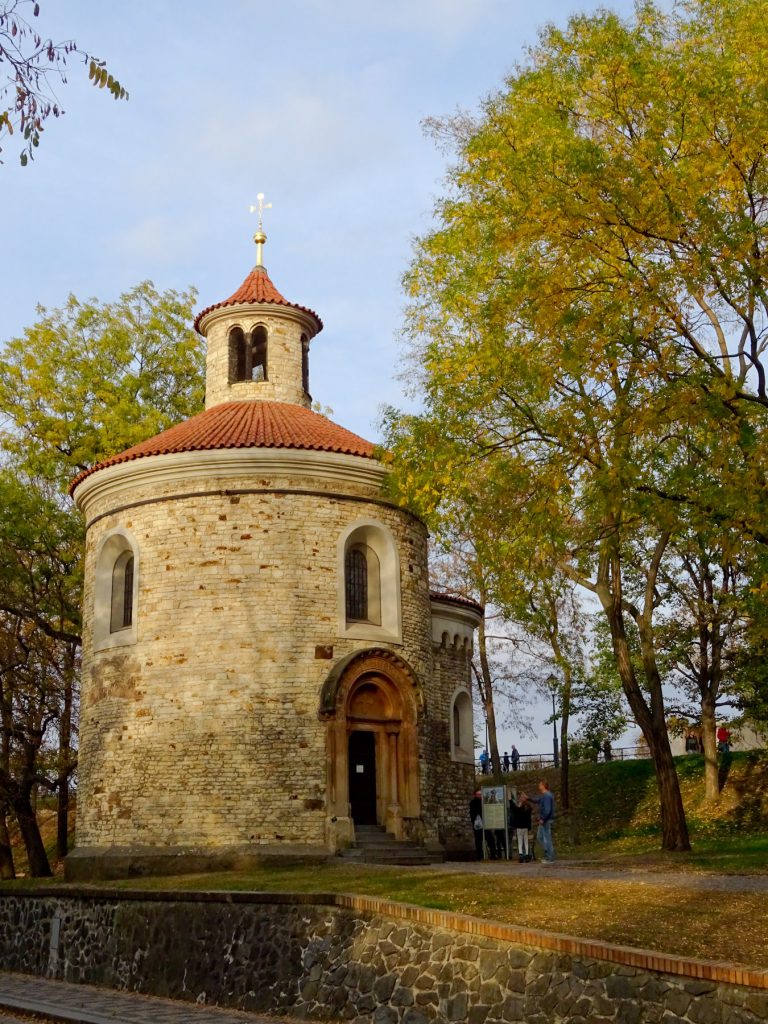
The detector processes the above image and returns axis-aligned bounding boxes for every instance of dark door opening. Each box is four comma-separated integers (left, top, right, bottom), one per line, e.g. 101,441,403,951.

348,730,377,825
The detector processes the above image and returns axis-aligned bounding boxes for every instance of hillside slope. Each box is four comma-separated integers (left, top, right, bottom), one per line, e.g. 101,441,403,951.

501,749,768,849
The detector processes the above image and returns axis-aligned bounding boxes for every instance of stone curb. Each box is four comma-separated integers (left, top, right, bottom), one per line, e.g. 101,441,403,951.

4,887,768,991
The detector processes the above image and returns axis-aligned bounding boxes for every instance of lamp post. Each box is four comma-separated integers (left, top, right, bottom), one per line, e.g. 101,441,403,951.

547,674,560,769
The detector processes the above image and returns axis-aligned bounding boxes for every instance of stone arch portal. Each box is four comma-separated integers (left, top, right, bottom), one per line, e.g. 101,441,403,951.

322,650,423,850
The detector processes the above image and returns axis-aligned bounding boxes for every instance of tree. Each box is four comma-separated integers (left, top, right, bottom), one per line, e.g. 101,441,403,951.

425,499,530,778
657,530,753,800
383,0,768,851
0,472,81,874
0,0,127,165
0,281,205,489
0,283,204,872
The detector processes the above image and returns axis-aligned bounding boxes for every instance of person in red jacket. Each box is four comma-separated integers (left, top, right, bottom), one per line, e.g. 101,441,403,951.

717,725,731,753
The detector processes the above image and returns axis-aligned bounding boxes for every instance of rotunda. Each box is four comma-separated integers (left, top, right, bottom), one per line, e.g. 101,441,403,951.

67,228,481,879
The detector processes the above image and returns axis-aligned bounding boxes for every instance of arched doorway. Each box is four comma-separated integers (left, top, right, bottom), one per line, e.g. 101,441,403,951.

322,650,422,848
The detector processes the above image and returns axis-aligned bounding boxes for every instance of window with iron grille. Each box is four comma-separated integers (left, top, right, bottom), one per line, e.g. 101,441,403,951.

110,551,134,632
345,546,368,621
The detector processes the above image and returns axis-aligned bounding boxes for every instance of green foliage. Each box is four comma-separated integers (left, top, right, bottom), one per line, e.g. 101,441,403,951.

0,281,203,873
0,471,82,641
385,0,768,850
0,282,205,490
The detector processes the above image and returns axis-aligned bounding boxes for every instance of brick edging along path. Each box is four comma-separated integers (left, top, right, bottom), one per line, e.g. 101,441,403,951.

5,886,767,990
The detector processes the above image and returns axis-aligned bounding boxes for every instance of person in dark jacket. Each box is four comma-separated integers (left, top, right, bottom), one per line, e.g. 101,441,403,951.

509,794,533,862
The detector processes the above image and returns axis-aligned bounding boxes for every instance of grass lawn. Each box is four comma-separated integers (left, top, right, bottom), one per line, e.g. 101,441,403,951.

568,833,768,874
511,750,768,874
6,860,767,971
5,751,767,970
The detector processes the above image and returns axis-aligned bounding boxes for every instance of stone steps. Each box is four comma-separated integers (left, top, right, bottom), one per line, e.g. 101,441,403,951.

340,825,438,866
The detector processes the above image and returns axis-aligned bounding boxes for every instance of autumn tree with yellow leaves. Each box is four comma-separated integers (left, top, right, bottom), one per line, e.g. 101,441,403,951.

385,0,768,851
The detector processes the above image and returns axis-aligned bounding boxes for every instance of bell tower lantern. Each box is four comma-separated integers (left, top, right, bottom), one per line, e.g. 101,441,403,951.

195,197,323,410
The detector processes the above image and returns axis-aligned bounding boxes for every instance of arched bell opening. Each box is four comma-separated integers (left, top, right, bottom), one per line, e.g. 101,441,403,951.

322,650,422,849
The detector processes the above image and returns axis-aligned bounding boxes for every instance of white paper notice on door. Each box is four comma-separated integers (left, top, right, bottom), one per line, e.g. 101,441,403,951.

356,765,365,773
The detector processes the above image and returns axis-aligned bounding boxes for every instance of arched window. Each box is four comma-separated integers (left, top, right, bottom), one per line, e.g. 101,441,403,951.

451,689,474,763
229,327,247,382
251,326,268,382
345,544,381,624
338,521,401,641
110,551,134,632
301,334,310,396
94,528,139,651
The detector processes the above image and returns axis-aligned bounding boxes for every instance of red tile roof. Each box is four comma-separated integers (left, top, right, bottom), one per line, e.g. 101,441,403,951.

429,591,485,615
70,401,375,493
194,266,323,333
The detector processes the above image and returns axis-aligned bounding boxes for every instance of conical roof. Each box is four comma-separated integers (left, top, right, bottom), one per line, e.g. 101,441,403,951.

194,265,322,333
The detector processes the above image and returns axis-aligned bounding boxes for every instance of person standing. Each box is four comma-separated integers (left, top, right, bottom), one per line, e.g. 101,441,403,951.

511,745,520,771
469,789,484,859
510,794,532,862
503,751,511,773
479,749,490,775
717,725,731,753
530,780,556,862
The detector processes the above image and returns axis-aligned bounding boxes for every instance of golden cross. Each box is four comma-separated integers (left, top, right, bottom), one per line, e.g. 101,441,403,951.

249,193,272,232
249,193,272,267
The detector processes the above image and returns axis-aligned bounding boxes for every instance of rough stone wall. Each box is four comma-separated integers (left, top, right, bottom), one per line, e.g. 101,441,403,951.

426,643,475,854
1,892,765,1024
77,455,466,853
204,307,313,408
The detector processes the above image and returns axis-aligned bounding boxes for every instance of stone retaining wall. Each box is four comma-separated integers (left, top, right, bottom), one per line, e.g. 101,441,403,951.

1,889,766,1024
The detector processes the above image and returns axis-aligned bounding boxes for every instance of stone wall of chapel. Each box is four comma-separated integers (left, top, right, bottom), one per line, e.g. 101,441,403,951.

204,309,312,409
77,482,441,851
420,644,476,854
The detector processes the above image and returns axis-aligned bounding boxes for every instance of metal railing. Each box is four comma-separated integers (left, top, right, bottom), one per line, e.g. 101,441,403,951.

475,745,648,775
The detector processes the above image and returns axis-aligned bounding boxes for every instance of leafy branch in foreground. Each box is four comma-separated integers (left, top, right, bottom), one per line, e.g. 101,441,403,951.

0,0,127,165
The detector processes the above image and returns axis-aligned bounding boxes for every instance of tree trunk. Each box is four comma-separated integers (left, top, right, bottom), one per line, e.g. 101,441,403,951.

549,625,572,811
13,789,52,877
648,730,691,851
701,693,720,802
595,534,691,852
559,691,571,812
0,804,15,879
476,617,502,777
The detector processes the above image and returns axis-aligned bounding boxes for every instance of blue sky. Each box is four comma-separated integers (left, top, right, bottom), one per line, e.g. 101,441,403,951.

2,0,643,438
1,0,645,754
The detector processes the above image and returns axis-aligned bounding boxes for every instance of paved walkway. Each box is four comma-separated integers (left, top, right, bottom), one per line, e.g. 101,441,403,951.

423,858,768,892
0,972,297,1024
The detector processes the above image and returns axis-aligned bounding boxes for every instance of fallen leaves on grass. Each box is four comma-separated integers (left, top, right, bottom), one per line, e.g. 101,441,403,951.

107,864,768,970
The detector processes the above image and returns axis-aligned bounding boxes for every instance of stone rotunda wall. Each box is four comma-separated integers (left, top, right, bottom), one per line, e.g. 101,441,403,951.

73,447,473,865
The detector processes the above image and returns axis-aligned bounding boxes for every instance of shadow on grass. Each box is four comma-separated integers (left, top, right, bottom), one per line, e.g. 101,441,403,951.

718,751,733,791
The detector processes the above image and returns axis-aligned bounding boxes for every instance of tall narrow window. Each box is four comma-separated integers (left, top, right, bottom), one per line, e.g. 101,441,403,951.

345,547,368,621
339,522,396,637
251,326,268,382
229,327,247,382
451,690,473,763
110,551,134,632
301,334,310,395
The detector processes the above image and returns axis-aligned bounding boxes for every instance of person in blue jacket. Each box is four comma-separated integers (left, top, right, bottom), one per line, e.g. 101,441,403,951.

527,780,555,862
